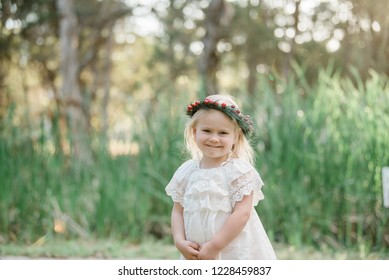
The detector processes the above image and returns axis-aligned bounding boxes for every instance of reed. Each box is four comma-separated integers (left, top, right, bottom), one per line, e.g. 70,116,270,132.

254,67,389,251
0,67,388,253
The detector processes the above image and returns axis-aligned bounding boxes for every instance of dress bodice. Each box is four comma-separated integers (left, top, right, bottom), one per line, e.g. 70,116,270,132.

166,158,265,212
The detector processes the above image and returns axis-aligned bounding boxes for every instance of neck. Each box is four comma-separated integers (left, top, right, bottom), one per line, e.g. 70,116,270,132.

200,155,230,169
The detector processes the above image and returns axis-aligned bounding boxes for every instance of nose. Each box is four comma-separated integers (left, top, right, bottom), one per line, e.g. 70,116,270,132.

209,133,219,142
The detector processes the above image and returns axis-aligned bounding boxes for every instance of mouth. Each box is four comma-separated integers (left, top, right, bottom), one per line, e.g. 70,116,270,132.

206,144,222,149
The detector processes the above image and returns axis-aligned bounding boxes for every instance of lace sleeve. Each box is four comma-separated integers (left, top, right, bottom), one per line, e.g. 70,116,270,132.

165,160,194,205
229,169,264,208
165,177,185,205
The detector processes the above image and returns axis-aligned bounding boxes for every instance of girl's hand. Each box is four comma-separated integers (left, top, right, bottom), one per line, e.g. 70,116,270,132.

176,240,200,260
198,242,220,260
198,194,254,260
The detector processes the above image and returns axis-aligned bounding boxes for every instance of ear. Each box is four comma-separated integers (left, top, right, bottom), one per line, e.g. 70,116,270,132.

232,133,240,149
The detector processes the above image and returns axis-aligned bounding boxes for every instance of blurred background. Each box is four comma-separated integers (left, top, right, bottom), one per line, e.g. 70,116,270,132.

0,0,388,258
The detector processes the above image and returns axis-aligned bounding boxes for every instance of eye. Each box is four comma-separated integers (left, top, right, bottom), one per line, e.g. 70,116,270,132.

202,129,211,133
219,131,229,135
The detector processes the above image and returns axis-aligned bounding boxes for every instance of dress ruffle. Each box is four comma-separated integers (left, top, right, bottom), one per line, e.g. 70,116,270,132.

225,159,265,207
165,160,196,204
165,158,265,210
183,175,231,213
230,169,264,207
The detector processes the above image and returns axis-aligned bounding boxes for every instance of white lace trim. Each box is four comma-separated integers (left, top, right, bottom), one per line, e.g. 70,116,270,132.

183,194,231,212
165,160,196,204
166,159,265,211
183,176,231,212
165,178,185,204
229,170,264,207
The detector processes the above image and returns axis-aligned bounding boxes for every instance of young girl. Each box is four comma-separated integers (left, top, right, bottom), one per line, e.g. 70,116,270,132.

165,94,276,260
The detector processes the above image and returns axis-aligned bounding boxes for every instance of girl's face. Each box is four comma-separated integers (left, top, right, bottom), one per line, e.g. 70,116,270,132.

194,110,237,168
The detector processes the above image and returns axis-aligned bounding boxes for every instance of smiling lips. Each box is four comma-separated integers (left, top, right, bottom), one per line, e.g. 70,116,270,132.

206,144,222,149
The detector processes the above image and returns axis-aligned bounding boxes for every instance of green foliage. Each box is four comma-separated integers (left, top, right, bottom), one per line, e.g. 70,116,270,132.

255,67,389,251
0,68,388,255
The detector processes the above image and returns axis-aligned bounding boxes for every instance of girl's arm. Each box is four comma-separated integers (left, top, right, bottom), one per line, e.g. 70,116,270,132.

198,193,253,260
171,202,200,260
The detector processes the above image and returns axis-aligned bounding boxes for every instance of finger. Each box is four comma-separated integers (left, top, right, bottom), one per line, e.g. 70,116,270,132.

188,242,200,250
191,249,200,257
188,254,198,260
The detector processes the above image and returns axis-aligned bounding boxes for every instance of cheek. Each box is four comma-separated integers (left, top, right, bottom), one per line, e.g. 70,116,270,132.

229,133,237,144
221,135,235,147
193,129,201,142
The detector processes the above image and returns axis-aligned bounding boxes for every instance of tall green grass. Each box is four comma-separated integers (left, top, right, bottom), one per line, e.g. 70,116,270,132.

254,67,389,251
0,89,190,243
0,67,388,254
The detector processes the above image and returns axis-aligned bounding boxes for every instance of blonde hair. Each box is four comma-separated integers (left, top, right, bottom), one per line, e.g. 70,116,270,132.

184,94,255,164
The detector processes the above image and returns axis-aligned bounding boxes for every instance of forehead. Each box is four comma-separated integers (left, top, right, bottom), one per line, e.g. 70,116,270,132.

196,110,236,129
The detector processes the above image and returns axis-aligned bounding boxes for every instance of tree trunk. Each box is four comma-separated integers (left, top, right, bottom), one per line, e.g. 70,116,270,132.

56,0,92,166
376,15,388,75
101,25,114,147
282,0,300,78
199,0,226,96
246,56,259,96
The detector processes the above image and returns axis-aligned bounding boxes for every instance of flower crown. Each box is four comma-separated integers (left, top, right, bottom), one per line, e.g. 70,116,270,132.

186,98,254,136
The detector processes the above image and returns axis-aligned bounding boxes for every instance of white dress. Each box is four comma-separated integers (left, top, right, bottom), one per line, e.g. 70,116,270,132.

165,158,277,260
